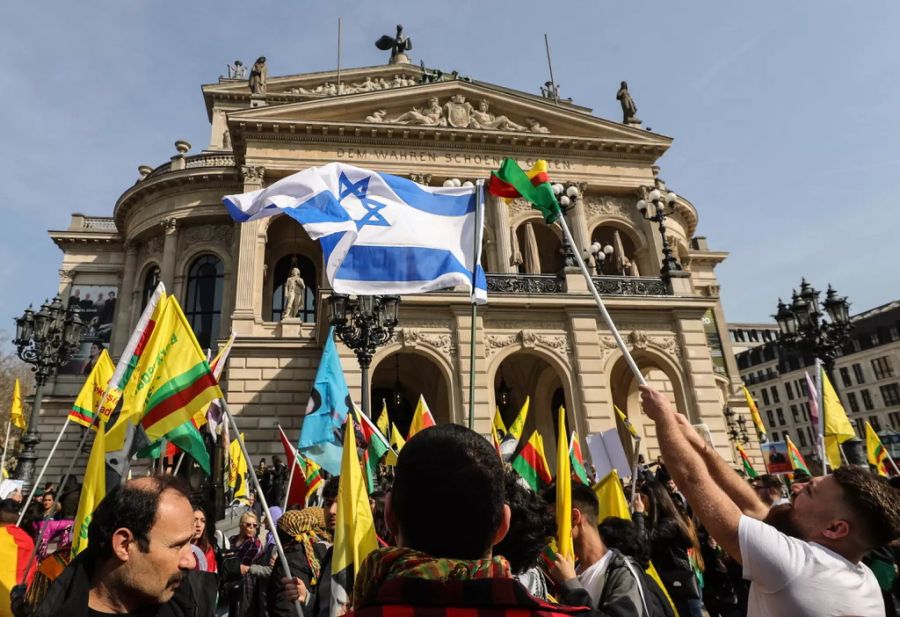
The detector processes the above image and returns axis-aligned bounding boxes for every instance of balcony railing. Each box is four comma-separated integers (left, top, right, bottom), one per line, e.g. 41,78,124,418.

484,273,671,296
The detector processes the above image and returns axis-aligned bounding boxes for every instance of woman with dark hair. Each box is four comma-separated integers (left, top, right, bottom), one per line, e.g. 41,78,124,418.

369,490,392,546
191,504,218,573
493,472,556,599
636,481,705,617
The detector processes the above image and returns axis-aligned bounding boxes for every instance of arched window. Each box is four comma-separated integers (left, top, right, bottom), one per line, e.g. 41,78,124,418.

514,222,563,274
185,254,224,350
271,254,317,323
591,225,640,276
141,265,161,310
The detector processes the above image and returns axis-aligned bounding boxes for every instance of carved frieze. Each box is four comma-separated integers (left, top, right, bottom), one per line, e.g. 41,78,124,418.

484,329,571,359
583,196,640,223
58,269,76,283
241,165,265,184
397,328,456,355
286,74,417,96
365,95,550,133
180,224,234,248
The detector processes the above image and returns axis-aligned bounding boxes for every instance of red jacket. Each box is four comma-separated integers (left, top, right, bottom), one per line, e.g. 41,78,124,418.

347,575,592,617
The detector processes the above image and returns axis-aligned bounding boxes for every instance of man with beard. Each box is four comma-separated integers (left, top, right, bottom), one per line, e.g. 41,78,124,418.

32,476,216,617
640,386,900,617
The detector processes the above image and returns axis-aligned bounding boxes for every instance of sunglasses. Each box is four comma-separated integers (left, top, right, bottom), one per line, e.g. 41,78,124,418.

243,522,258,528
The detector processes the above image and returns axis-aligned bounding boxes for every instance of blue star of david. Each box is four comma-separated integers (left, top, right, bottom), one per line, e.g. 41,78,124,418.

338,172,390,230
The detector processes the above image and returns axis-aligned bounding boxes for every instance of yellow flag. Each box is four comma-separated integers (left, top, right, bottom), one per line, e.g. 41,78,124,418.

491,407,506,452
228,434,249,502
822,369,855,442
593,470,631,520
555,407,574,561
69,350,116,430
332,417,377,615
614,405,639,438
71,422,107,557
376,401,390,438
390,422,406,453
407,395,436,439
507,396,530,442
866,422,891,477
9,379,25,431
741,385,767,440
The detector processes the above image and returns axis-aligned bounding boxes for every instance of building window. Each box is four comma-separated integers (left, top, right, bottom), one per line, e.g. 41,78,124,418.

270,254,317,323
770,386,780,403
141,265,161,310
890,412,900,429
802,403,808,421
871,333,880,346
881,383,900,407
798,431,807,447
872,357,894,380
839,367,852,388
861,389,874,411
798,378,808,396
870,416,881,431
786,382,794,400
762,389,770,406
890,326,899,342
184,254,224,351
776,408,785,425
853,363,865,384
791,405,800,423
847,392,860,413
854,418,865,436
766,410,775,426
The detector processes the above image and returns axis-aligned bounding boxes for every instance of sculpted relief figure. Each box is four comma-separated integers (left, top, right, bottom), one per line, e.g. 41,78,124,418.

366,109,387,123
387,97,445,126
471,99,526,131
249,56,267,95
443,94,474,128
283,267,305,319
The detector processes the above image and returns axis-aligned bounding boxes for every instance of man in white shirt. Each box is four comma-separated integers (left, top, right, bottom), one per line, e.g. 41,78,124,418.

640,386,900,617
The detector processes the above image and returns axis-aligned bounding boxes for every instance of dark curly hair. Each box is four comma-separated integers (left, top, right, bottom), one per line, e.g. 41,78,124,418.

494,472,555,574
598,516,650,569
833,466,900,549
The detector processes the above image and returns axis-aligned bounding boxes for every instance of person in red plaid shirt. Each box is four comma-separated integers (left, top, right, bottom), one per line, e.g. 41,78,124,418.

283,423,593,617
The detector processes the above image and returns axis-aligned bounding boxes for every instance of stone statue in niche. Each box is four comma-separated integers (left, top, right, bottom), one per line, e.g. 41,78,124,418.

249,56,267,95
283,267,305,319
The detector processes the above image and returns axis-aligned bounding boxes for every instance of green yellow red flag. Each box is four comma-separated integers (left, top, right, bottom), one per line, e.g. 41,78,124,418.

866,421,891,476
511,430,552,491
69,350,115,429
488,158,561,223
736,444,758,478
569,431,590,485
786,436,810,475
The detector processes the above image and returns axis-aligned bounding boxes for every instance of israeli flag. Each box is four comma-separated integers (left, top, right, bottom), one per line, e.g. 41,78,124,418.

224,163,487,303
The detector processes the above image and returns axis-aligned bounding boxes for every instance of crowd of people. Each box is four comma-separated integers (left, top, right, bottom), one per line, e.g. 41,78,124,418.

2,385,899,617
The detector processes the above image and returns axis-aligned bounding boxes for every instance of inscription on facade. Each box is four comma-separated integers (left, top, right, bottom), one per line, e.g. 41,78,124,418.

335,147,573,170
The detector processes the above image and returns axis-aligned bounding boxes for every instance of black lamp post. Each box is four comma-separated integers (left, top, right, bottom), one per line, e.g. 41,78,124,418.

636,187,682,276
496,368,511,411
773,279,860,464
328,294,400,417
12,296,83,493
552,183,580,269
724,406,750,446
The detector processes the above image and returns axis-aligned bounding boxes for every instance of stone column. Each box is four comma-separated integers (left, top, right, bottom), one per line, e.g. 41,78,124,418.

488,193,514,274
570,184,591,260
232,166,266,332
112,241,138,355
159,218,179,293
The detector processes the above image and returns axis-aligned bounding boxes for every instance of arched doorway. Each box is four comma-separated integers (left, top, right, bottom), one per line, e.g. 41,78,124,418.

608,350,690,461
493,351,572,462
371,351,451,436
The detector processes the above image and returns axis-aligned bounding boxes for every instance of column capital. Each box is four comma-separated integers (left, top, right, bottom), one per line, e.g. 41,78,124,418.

161,217,178,234
241,165,265,185
58,269,76,283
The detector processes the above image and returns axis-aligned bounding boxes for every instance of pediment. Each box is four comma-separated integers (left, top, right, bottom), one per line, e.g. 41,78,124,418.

227,79,671,148
204,64,425,97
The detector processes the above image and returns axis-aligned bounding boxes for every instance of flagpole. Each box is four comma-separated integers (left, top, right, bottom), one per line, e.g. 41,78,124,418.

16,418,70,527
629,435,642,507
815,358,828,473
173,452,186,475
468,180,484,429
0,420,11,481
556,215,645,385
222,402,303,617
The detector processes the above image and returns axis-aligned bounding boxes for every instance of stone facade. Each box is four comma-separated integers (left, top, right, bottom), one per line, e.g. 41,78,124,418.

38,61,751,479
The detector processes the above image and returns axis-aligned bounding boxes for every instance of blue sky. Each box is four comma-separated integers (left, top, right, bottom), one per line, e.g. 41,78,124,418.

1,1,898,334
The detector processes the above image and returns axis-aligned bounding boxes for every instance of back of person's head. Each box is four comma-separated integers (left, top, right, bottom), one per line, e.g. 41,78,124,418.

87,475,192,562
494,471,555,574
0,498,18,524
833,466,900,549
641,480,682,528
391,424,505,560
545,482,600,526
598,516,650,569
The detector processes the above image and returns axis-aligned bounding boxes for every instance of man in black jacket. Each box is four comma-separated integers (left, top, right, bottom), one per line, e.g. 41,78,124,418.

31,476,217,617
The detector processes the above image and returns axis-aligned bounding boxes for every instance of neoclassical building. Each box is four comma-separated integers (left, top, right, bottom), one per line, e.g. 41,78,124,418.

40,56,757,480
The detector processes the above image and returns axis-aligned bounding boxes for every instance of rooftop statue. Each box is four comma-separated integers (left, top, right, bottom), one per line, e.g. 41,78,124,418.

249,56,267,95
616,80,640,125
375,24,412,65
227,60,246,79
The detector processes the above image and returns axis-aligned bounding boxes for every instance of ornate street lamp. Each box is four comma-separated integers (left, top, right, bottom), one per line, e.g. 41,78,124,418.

773,279,858,463
12,296,83,492
496,368,511,410
552,183,580,269
392,355,403,410
724,406,749,446
773,279,851,374
589,242,615,276
328,294,400,417
636,188,682,276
